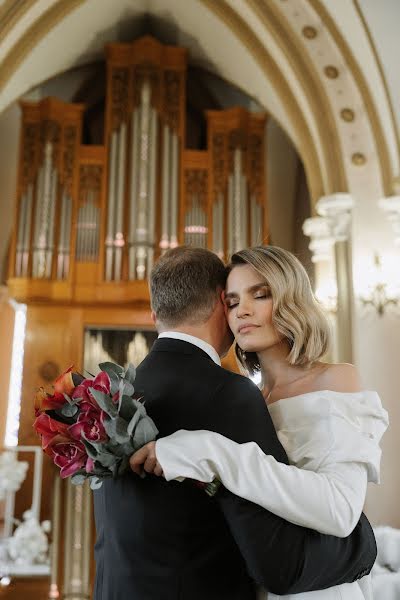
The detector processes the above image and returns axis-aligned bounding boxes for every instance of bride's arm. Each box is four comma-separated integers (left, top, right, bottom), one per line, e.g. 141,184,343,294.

156,430,367,538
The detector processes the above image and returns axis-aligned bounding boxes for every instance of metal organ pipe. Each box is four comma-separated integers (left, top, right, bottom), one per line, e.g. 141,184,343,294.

128,110,139,280
105,130,118,281
114,122,127,281
147,109,158,275
170,132,179,248
160,124,170,253
136,82,151,281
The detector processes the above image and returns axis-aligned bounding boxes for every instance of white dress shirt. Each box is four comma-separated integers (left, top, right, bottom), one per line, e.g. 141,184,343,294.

158,331,221,366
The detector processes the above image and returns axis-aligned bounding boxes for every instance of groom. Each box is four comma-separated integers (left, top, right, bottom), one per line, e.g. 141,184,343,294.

93,246,376,600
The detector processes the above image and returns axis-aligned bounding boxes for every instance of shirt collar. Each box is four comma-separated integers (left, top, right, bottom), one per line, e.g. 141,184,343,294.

158,332,221,366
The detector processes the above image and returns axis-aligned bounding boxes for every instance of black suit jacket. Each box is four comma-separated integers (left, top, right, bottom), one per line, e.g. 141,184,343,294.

93,338,376,600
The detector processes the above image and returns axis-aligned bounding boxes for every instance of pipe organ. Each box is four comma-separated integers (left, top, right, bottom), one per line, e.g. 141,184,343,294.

5,36,269,600
8,36,268,304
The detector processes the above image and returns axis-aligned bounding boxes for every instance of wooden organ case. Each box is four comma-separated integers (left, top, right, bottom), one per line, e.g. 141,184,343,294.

6,36,268,599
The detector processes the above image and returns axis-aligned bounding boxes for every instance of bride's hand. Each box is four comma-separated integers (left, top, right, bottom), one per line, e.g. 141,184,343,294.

129,442,164,478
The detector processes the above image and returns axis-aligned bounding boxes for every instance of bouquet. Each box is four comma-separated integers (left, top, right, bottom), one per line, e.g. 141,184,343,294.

33,362,158,490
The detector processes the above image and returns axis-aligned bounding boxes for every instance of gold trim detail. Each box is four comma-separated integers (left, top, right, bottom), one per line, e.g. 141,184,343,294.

351,152,366,165
302,25,318,39
309,0,393,194
324,65,339,79
0,0,36,45
353,0,400,164
248,0,347,197
340,108,355,122
0,0,85,93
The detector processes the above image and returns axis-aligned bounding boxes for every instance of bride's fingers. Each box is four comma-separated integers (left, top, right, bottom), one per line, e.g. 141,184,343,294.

153,463,163,477
144,455,157,474
129,446,149,475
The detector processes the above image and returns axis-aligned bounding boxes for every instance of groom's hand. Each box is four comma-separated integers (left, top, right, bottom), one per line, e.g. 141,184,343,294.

129,442,164,477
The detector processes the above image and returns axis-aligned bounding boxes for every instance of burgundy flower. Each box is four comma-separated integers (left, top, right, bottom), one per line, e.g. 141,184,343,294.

50,440,87,478
68,407,108,443
72,371,111,411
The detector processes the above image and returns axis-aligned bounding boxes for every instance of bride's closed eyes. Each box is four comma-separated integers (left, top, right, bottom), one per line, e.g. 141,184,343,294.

224,286,271,309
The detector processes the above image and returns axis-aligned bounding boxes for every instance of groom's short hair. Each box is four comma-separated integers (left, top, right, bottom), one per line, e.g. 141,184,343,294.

150,246,227,327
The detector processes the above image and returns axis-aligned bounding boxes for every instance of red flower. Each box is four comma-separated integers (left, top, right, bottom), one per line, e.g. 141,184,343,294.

33,413,70,450
49,439,87,478
72,371,111,411
68,407,108,443
34,388,66,414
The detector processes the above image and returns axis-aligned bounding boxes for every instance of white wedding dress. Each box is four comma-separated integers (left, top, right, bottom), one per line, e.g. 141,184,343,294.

156,390,388,599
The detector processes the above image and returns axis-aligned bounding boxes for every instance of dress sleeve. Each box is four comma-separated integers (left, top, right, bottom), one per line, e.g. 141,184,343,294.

157,430,367,536
156,391,388,537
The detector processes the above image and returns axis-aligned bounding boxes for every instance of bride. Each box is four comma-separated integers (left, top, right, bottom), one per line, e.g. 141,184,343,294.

131,245,388,599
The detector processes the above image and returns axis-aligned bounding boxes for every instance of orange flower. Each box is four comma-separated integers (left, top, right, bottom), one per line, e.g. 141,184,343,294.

34,388,66,414
54,365,75,396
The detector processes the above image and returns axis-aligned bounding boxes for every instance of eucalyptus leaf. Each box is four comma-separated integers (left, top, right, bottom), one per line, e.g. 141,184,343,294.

82,439,99,460
61,403,78,418
132,416,158,449
119,380,135,398
71,473,87,485
99,362,124,377
103,416,130,444
108,370,120,396
89,387,117,418
124,363,136,386
96,451,119,468
117,456,129,476
127,407,143,437
118,395,136,422
118,440,135,455
90,477,103,490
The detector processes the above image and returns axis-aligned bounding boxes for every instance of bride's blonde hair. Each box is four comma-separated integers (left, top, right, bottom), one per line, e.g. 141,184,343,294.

228,246,332,375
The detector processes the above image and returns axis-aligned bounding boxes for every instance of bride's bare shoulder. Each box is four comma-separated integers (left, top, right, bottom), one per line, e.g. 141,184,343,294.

314,362,362,393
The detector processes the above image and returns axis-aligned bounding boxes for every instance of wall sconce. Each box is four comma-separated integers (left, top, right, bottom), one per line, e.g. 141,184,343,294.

358,253,400,316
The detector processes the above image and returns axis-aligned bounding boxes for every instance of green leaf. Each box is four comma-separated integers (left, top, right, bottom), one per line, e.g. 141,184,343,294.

95,451,118,469
127,406,144,437
99,362,124,377
109,371,120,396
103,417,130,444
132,416,158,449
117,456,129,477
118,395,136,421
90,477,103,490
82,439,99,460
89,387,117,418
119,379,135,398
61,403,78,418
124,363,136,385
71,473,87,485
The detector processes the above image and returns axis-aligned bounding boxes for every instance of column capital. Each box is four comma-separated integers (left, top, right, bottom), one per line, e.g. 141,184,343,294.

316,193,354,242
379,195,400,245
302,216,335,263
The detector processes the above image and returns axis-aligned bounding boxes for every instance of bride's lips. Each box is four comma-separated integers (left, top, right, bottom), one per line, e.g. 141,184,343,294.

238,324,259,334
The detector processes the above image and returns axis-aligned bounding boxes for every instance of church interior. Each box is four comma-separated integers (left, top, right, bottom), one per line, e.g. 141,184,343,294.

0,0,399,598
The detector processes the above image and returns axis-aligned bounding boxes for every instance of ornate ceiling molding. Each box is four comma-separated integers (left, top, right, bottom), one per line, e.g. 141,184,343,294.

0,0,396,203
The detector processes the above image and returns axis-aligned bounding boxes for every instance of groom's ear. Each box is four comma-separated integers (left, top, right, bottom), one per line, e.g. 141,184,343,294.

151,310,157,325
